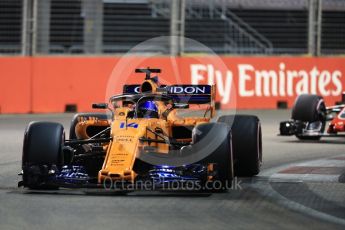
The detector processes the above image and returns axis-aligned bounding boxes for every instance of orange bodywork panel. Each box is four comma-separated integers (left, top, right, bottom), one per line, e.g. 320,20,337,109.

74,78,215,184
98,118,172,183
75,117,110,139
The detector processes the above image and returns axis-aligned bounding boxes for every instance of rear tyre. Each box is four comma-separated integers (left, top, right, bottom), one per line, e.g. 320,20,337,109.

217,115,262,177
22,122,64,189
291,94,326,140
192,123,234,191
69,112,108,139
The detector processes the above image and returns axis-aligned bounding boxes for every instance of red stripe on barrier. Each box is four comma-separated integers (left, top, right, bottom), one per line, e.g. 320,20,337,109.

331,157,345,160
279,166,345,175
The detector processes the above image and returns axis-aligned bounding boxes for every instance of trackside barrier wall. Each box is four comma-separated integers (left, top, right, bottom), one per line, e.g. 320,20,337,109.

0,56,344,113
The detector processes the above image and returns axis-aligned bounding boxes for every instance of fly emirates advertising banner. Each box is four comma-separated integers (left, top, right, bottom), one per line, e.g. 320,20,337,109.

1,56,345,113
176,57,344,109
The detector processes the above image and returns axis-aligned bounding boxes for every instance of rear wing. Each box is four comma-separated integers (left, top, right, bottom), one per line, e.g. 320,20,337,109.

165,85,213,104
123,84,215,104
123,84,216,117
123,84,141,94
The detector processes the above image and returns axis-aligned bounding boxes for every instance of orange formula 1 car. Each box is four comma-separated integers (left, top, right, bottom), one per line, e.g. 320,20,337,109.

280,93,345,140
19,68,262,191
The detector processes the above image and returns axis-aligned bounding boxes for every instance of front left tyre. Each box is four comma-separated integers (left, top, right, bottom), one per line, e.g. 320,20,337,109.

217,115,262,177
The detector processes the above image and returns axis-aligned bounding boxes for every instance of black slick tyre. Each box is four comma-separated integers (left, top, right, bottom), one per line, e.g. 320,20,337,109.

22,122,64,189
192,123,234,191
291,94,326,140
217,115,262,177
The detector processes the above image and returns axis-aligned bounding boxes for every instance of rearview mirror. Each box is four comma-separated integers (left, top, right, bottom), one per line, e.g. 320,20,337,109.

326,114,334,121
92,103,108,109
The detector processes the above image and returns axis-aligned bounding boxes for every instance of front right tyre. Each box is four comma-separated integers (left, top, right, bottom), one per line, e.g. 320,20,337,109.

22,122,64,189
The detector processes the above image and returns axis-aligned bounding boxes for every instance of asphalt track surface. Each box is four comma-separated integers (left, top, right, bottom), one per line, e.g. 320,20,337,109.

0,110,344,230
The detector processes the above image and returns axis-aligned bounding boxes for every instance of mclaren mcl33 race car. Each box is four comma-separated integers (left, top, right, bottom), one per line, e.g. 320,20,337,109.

280,93,345,140
19,68,262,192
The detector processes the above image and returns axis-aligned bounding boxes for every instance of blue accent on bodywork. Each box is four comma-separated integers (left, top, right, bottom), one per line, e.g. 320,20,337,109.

149,164,207,183
139,101,158,112
21,163,208,188
56,165,89,184
120,122,139,129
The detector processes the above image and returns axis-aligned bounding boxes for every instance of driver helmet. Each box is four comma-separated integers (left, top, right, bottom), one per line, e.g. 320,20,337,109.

138,101,159,118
